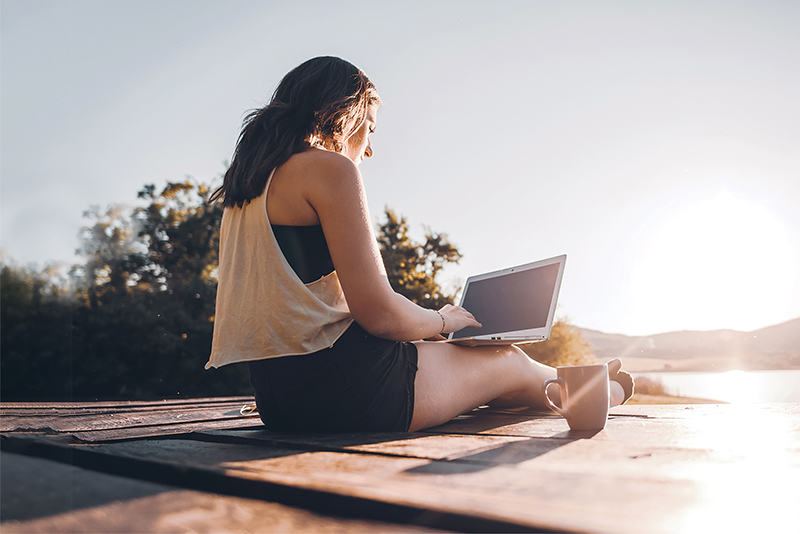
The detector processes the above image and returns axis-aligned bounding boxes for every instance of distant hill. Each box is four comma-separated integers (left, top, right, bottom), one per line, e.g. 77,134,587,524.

577,317,800,372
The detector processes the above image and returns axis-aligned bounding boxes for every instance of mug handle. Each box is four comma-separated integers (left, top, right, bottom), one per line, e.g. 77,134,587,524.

543,377,569,419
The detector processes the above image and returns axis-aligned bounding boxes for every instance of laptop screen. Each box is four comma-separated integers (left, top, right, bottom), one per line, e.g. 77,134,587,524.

450,261,561,339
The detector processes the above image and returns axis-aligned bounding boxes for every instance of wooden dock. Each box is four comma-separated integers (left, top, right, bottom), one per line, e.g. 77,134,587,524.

2,398,799,532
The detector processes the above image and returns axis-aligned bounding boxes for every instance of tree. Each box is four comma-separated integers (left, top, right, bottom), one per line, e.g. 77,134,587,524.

0,261,75,400
519,320,597,367
68,179,250,399
75,180,221,302
377,208,461,309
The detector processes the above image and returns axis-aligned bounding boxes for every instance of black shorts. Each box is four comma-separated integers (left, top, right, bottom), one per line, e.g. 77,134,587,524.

248,322,418,432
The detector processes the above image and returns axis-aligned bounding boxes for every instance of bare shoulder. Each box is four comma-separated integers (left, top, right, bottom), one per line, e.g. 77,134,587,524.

268,149,361,225
282,148,359,184
283,149,364,208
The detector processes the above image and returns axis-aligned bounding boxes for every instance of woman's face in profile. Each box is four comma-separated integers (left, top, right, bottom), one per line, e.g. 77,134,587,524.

343,104,378,166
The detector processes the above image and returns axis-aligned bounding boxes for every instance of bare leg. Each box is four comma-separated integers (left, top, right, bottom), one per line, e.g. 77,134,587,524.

489,358,633,407
489,391,630,410
409,346,635,432
408,342,556,432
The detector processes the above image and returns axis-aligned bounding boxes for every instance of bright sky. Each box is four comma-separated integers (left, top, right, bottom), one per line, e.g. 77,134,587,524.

2,0,799,336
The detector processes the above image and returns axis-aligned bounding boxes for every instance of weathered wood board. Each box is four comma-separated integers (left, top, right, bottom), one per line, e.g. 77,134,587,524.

1,397,261,442
0,452,440,533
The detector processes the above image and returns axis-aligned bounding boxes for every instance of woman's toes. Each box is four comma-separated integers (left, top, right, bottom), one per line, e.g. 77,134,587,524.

606,358,622,377
614,370,634,403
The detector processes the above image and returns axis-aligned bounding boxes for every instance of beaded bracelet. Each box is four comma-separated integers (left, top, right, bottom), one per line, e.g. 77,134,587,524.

435,310,446,335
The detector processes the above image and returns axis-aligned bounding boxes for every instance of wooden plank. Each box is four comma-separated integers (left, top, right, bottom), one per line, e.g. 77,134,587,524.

66,418,265,442
194,428,538,461
1,403,259,433
1,418,263,444
91,404,800,533
95,437,694,533
2,490,445,534
0,398,255,419
0,396,255,412
1,396,261,442
1,451,174,522
0,398,260,436
426,403,800,448
140,428,711,477
1,435,532,533
3,490,446,533
0,452,442,533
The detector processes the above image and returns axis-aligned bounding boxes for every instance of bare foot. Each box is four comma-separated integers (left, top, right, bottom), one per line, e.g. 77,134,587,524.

607,358,634,405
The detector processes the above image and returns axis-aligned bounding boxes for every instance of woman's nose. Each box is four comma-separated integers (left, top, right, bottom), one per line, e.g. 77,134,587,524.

364,140,373,158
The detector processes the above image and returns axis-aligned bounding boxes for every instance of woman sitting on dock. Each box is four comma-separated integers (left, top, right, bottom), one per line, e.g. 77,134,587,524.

206,56,632,432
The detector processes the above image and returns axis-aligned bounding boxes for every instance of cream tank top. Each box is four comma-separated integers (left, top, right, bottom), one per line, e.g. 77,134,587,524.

205,169,354,369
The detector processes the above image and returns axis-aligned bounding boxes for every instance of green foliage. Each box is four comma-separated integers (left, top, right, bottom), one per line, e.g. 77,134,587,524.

377,208,461,309
519,320,597,367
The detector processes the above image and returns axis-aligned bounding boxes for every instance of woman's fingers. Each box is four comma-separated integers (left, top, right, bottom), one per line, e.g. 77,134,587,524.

458,306,481,327
606,358,622,377
438,305,481,331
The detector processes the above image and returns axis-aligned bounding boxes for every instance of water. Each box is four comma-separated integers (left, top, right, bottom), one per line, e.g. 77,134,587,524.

633,369,800,403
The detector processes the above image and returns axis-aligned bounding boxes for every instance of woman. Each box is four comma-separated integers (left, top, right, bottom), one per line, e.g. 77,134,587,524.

206,56,632,432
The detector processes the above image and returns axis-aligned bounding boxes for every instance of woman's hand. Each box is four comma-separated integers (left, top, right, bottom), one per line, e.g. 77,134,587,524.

438,304,481,335
424,304,480,341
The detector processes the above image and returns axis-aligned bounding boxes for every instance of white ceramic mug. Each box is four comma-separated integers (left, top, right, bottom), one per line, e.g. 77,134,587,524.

542,364,610,431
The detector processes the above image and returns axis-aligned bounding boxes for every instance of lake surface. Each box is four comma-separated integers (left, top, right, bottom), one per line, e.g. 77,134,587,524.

633,369,800,403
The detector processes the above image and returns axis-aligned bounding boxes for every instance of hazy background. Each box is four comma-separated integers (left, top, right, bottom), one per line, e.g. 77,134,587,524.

2,0,798,336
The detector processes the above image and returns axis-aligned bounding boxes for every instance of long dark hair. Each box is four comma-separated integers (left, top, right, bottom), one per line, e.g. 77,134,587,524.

210,56,381,208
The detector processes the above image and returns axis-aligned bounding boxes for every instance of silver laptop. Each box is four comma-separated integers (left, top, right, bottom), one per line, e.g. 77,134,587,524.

446,254,566,346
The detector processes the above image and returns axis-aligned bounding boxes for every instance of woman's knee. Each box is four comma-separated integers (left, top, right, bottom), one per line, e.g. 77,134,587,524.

496,345,537,377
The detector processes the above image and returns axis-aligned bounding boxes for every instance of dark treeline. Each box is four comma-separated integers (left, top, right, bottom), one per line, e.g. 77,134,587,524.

1,181,461,401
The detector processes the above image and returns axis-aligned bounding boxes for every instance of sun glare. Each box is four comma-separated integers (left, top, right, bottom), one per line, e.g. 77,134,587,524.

703,370,763,404
630,192,798,333
670,405,799,533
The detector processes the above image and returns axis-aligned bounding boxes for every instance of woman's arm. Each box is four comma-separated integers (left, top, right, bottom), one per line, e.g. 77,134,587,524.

301,152,478,341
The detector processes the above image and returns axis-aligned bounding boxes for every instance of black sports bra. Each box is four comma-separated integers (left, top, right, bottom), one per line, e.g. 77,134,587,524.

271,225,335,284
